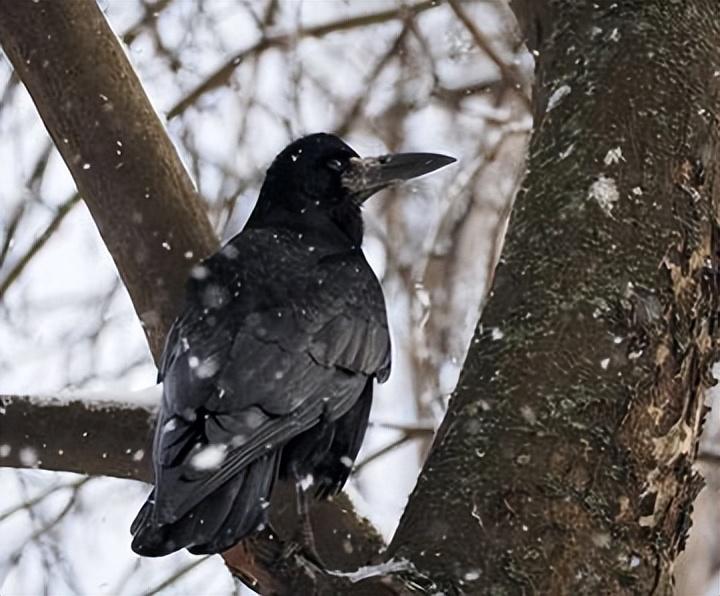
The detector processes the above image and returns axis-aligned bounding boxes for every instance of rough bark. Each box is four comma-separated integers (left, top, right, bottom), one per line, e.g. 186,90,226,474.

390,2,720,594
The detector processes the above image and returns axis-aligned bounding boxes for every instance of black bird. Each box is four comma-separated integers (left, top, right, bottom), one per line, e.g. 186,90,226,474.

131,133,455,557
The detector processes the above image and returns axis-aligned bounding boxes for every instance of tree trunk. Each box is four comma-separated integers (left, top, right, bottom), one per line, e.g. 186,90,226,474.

389,1,720,594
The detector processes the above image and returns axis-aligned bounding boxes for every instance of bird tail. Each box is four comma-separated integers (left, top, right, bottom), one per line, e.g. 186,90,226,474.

130,452,278,556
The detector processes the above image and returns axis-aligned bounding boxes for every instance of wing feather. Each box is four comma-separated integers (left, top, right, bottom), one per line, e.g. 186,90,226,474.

150,231,390,524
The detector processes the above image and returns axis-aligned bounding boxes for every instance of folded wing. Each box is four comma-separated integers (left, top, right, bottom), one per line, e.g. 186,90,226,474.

131,232,390,554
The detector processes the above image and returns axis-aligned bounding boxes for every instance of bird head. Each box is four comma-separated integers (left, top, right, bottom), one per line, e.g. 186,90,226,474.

249,133,455,244
258,133,455,208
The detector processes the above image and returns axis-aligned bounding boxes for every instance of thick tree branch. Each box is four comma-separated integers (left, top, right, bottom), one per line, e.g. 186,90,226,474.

0,391,156,480
0,391,405,594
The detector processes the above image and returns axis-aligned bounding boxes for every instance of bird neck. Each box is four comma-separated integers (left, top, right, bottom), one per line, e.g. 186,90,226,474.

245,200,364,250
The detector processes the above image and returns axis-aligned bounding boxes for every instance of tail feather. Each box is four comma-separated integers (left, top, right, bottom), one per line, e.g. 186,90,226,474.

314,379,373,499
131,453,277,556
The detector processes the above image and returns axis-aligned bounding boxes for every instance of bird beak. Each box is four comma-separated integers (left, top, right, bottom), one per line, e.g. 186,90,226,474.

342,152,456,203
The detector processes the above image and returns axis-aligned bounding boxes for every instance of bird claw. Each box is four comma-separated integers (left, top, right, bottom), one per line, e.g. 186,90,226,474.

280,532,326,566
278,536,326,581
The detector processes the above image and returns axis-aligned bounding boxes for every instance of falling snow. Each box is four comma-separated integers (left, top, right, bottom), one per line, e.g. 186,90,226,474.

191,264,210,279
559,143,575,160
196,358,220,379
438,360,461,395
18,447,38,467
190,444,227,470
299,474,314,491
163,418,178,433
463,569,481,581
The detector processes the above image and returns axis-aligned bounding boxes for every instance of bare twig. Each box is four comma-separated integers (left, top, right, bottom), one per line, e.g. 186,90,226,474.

0,478,87,524
369,421,435,436
144,555,213,596
0,202,26,268
167,0,442,119
121,0,175,46
8,477,91,558
447,0,531,111
334,23,411,138
0,193,80,300
355,434,416,473
0,140,54,268
697,451,720,466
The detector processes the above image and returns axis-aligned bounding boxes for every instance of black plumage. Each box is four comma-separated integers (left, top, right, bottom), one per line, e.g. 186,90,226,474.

131,133,454,556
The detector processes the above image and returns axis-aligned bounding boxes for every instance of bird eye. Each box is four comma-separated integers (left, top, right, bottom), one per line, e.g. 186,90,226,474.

327,158,343,171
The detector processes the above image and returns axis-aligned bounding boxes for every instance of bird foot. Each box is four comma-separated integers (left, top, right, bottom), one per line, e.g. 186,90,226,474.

279,532,326,571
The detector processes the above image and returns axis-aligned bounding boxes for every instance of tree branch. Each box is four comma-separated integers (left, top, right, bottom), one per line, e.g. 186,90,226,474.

0,193,81,300
447,0,531,111
0,391,156,480
0,390,404,594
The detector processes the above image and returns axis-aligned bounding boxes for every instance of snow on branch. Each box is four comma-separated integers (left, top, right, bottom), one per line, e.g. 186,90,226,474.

0,387,160,481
